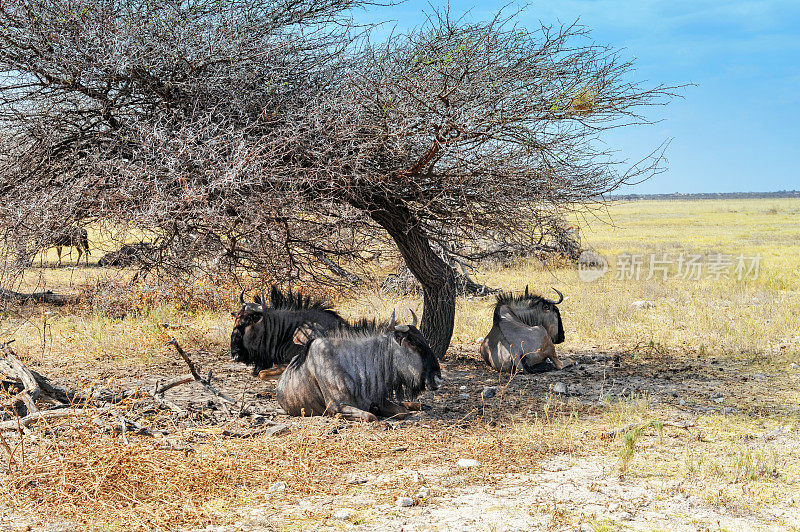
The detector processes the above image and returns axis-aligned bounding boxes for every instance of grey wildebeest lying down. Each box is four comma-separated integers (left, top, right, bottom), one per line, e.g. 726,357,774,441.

230,286,346,377
277,312,442,422
480,287,573,373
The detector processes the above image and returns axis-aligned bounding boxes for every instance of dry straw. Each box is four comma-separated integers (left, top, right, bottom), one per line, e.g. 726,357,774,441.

1,387,582,531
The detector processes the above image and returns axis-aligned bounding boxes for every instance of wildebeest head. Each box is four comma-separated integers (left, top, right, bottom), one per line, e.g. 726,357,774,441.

387,310,442,395
230,287,345,374
494,287,565,344
229,290,265,367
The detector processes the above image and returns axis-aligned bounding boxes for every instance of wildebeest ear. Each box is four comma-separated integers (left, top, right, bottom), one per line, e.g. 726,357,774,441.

394,324,409,332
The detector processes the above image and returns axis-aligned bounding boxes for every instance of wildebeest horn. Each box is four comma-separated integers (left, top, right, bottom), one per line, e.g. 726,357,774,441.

550,288,564,304
388,310,396,330
409,309,418,328
239,290,245,305
260,290,266,309
525,285,529,298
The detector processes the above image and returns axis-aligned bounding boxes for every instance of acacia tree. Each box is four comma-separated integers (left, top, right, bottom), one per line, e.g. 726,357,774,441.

0,1,673,357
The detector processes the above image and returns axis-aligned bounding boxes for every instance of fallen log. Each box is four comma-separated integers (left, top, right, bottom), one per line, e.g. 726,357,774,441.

0,287,79,306
0,338,257,438
1,342,41,414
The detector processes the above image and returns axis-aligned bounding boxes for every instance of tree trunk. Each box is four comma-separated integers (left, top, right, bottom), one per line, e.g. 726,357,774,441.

367,202,456,359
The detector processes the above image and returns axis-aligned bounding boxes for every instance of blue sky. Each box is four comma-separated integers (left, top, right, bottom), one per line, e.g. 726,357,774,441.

358,1,799,194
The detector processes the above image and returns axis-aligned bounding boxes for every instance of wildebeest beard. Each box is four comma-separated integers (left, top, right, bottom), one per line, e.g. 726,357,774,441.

493,288,565,344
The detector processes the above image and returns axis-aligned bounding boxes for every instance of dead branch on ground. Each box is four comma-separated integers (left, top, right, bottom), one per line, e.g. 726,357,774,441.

0,340,252,439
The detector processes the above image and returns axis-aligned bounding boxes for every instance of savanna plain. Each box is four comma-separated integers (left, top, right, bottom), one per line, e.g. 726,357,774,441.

1,197,799,531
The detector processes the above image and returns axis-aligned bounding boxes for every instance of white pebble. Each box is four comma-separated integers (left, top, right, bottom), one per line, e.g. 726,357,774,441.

268,481,286,493
481,386,498,399
332,509,352,520
396,497,414,507
552,382,567,395
457,458,481,468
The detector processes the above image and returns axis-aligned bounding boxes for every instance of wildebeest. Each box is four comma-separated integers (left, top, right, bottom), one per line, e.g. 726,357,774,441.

480,287,573,373
50,227,90,266
277,312,442,421
97,242,154,267
230,286,346,376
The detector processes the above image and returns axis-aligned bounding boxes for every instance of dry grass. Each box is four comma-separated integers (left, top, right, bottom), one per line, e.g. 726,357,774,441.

1,197,799,529
1,395,586,531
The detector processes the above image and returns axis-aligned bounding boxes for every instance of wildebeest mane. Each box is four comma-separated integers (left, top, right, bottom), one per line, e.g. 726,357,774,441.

268,285,334,311
493,292,550,326
286,318,389,369
493,286,564,343
324,318,391,339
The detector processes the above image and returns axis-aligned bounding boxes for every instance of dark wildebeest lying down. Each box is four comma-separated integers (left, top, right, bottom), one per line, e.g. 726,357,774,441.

277,312,442,421
97,242,153,267
51,227,90,266
480,287,573,373
230,286,345,377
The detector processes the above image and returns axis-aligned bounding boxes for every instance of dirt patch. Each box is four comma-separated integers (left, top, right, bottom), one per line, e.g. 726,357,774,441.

21,340,798,428
349,454,798,531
